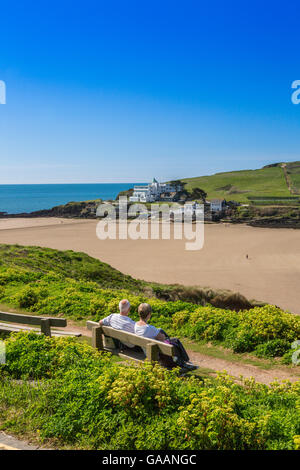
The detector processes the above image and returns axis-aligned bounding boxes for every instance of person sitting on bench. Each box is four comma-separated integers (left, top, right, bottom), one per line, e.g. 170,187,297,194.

99,299,136,349
134,303,197,370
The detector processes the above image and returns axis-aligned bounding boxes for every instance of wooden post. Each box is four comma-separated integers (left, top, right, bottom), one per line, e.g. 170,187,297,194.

92,326,104,350
40,318,51,337
146,343,159,362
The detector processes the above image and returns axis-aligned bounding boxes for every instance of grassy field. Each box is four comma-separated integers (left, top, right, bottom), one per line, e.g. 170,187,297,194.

181,163,297,203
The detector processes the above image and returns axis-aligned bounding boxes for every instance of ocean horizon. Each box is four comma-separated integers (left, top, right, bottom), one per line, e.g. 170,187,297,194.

0,183,143,214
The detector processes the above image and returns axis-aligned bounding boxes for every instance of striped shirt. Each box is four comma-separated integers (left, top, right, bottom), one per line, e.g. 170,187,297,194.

102,313,135,347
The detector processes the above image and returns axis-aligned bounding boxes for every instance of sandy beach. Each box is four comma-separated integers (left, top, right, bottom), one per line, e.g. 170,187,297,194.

0,218,82,230
0,217,299,314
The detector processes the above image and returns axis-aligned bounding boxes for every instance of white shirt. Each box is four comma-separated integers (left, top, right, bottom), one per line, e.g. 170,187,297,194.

102,313,135,348
134,323,161,355
134,323,160,339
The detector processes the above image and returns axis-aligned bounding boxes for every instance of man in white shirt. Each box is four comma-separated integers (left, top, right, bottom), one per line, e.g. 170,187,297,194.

99,299,135,348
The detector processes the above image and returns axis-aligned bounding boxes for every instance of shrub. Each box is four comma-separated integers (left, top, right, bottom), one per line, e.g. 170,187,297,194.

225,328,259,353
255,339,291,358
0,285,5,299
3,332,109,379
89,298,107,317
210,292,252,311
14,285,40,309
177,391,260,450
105,363,182,415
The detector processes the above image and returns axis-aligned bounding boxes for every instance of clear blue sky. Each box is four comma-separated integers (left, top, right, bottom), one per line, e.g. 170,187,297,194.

0,0,299,184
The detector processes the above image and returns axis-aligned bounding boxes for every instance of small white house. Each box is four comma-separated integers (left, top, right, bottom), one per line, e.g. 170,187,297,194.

210,199,226,212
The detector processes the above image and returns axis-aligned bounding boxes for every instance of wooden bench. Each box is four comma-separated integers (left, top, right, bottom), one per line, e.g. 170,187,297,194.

86,320,175,362
0,311,81,338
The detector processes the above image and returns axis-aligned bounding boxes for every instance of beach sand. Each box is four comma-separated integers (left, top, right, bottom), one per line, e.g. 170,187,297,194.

0,217,81,230
0,217,299,314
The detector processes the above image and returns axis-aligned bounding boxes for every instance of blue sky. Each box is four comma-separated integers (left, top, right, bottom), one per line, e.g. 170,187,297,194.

0,0,300,183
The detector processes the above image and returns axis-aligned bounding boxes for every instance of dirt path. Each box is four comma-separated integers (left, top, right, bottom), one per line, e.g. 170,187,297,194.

187,351,299,384
281,163,294,194
67,322,300,384
0,431,39,450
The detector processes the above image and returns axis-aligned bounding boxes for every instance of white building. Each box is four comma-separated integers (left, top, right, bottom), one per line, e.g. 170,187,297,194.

210,199,226,212
129,178,181,203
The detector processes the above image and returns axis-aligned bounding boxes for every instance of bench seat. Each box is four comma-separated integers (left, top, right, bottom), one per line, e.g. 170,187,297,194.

0,311,80,338
0,322,82,337
87,320,174,362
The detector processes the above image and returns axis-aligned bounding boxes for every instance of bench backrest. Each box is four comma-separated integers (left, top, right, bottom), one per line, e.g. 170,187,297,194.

0,311,67,327
87,320,174,358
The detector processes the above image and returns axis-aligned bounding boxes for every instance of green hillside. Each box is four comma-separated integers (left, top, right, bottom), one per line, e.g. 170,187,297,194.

182,162,300,204
0,244,143,292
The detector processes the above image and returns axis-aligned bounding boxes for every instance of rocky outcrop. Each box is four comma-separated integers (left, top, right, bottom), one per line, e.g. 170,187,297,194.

116,188,134,200
248,217,300,228
0,199,103,219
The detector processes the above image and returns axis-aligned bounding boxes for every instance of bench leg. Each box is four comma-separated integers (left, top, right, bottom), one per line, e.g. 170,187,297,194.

92,326,104,350
40,319,51,337
146,343,159,362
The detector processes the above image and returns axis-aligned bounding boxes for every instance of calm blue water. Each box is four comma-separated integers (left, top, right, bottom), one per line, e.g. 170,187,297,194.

0,184,140,214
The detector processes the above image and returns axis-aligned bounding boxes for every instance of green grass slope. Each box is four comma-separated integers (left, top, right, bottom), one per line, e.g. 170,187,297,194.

0,244,144,292
182,165,292,203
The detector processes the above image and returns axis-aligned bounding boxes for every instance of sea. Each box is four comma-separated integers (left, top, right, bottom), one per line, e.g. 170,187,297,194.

0,184,142,215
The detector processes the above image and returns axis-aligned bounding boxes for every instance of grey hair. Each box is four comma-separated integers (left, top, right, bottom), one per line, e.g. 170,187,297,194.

119,299,131,313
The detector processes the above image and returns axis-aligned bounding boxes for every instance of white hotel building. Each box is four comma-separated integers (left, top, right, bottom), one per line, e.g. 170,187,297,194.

129,178,180,203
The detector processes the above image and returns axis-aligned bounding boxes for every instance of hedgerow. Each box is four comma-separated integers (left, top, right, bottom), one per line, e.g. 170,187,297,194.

171,305,300,357
0,333,299,450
